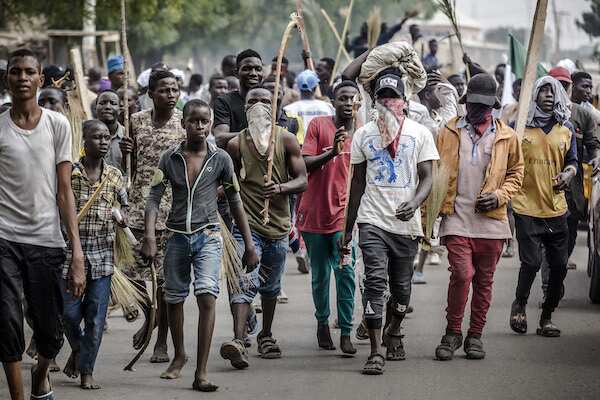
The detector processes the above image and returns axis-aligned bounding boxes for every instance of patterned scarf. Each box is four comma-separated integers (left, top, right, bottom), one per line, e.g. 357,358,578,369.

466,103,493,135
375,98,407,159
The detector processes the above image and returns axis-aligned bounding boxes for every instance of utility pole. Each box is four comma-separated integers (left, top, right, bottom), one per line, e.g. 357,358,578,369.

82,0,98,71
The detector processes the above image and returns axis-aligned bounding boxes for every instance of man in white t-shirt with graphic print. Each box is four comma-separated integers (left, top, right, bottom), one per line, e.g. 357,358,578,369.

342,69,438,375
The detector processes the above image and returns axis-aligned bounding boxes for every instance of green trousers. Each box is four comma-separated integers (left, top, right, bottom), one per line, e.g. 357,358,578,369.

301,231,356,336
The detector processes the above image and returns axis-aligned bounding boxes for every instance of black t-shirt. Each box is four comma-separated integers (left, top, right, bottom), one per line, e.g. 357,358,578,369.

213,91,246,132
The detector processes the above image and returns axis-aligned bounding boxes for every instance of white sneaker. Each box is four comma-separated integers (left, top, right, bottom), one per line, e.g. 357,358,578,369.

278,290,289,304
428,253,441,265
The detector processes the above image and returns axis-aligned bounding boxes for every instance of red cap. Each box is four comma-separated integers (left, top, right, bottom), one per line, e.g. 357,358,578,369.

549,66,572,83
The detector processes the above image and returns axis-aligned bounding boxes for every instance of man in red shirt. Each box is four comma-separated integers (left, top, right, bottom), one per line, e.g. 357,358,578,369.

297,81,359,355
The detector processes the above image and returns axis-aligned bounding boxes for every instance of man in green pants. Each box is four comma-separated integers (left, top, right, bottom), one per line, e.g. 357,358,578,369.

297,81,360,355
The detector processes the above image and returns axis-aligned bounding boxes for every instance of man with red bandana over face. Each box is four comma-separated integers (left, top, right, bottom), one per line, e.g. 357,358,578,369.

434,73,524,361
342,68,438,375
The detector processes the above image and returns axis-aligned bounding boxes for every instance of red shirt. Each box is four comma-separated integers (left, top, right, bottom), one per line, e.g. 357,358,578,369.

297,116,352,234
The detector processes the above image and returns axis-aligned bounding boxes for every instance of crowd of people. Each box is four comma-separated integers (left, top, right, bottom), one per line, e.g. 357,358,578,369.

1,17,600,399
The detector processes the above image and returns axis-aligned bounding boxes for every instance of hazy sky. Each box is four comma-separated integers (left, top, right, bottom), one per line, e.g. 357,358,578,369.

456,0,594,50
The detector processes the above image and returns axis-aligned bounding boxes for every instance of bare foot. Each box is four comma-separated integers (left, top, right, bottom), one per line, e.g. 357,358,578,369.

159,356,187,379
80,374,102,390
49,358,61,372
63,351,80,379
192,374,218,392
150,345,170,363
31,363,51,397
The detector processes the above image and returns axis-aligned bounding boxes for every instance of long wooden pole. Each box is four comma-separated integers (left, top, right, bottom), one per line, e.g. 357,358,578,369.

331,0,355,80
263,15,300,225
295,0,322,98
121,0,132,185
320,9,353,63
514,0,549,140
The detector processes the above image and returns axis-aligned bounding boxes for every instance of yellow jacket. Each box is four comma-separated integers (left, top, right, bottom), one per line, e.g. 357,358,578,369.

436,117,524,220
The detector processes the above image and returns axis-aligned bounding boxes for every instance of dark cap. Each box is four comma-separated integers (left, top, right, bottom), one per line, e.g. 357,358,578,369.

459,73,500,109
374,74,405,97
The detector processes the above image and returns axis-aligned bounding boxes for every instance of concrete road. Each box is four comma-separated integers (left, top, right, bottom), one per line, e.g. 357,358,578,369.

3,235,600,400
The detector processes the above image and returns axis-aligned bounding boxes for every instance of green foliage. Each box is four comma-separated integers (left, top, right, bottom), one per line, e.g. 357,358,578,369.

577,0,600,38
3,0,436,70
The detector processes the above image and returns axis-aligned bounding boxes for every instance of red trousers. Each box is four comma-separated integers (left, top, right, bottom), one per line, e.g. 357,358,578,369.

444,236,504,336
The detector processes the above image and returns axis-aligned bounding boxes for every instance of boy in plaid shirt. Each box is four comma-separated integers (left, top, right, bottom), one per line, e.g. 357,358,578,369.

61,120,128,390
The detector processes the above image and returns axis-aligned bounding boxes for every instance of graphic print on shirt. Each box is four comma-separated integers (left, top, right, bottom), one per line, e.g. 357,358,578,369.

366,135,416,187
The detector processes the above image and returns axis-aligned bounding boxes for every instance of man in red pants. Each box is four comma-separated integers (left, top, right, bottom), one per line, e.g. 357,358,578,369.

434,74,524,360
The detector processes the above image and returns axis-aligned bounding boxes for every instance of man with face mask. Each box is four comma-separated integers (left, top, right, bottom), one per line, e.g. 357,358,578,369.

221,87,307,370
434,74,524,361
509,76,578,338
342,69,438,375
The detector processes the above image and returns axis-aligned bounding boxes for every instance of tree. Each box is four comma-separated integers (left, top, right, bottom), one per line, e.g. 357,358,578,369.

577,0,600,38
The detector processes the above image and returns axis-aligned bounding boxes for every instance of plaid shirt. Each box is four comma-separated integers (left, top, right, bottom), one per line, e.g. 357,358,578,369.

63,161,128,280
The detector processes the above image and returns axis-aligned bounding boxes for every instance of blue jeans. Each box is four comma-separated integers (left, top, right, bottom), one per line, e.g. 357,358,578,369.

231,228,288,304
61,273,112,375
163,228,222,304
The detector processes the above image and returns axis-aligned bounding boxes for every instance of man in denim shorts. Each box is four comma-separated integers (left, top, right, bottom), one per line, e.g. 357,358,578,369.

143,100,258,392
221,87,307,369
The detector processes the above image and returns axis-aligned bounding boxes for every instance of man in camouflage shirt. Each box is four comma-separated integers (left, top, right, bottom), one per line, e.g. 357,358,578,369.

120,69,184,364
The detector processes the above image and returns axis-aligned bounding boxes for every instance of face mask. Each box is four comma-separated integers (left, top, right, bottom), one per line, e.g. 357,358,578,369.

466,102,493,134
246,102,272,156
375,98,406,159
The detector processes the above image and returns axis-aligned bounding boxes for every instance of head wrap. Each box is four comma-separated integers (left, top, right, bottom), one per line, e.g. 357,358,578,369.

246,102,272,156
375,98,407,159
526,76,571,128
107,55,124,74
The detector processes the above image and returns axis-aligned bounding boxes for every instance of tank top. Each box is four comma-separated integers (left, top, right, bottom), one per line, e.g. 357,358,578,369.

239,126,290,239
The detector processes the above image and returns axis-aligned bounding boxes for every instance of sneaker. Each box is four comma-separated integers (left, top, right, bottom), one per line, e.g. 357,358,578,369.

412,271,427,284
277,290,289,304
296,249,309,274
247,306,259,336
428,253,441,265
502,245,515,258
220,339,249,369
435,332,463,361
463,335,485,359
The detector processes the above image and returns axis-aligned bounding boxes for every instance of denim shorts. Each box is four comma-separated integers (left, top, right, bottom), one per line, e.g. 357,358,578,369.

163,227,223,304
231,228,289,304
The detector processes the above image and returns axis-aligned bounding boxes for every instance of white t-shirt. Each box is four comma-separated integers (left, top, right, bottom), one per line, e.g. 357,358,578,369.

350,118,439,237
0,108,72,247
284,99,335,133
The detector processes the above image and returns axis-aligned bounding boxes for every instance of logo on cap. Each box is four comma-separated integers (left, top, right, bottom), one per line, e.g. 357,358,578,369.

380,77,399,88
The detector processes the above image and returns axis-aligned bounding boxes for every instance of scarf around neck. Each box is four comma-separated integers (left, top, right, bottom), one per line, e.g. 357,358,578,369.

526,76,571,128
375,98,407,159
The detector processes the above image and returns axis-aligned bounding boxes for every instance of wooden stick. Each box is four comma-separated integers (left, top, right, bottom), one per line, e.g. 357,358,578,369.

338,94,362,267
121,0,132,186
320,9,353,63
514,0,549,140
295,0,322,98
262,14,300,225
69,48,92,119
331,0,355,80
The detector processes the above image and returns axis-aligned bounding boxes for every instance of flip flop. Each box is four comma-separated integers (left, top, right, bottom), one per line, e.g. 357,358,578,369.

362,353,385,375
536,320,561,337
509,301,527,334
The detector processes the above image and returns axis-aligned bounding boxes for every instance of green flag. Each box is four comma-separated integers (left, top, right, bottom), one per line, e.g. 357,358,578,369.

509,33,547,80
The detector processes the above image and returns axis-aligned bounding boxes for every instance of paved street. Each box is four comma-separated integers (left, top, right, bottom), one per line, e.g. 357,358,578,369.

3,235,600,400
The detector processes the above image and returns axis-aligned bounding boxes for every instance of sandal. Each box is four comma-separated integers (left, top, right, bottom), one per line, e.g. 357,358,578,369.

384,331,406,361
257,334,282,359
362,353,385,375
509,300,527,334
123,304,139,322
30,365,55,400
536,320,561,337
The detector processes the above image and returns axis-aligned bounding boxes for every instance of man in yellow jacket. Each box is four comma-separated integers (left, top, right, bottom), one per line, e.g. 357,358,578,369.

434,74,524,361
509,76,578,338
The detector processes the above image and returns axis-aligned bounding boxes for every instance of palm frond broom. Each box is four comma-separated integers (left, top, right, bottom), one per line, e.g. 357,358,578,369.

423,162,450,250
367,6,382,49
435,0,471,80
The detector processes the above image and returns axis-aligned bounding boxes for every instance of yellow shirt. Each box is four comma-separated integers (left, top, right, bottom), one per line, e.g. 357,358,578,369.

512,124,572,218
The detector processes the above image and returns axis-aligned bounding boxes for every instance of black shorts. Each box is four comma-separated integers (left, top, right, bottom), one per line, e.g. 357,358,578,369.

0,238,65,362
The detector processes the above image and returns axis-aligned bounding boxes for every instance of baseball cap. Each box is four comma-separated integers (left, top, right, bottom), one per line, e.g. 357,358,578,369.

548,66,572,84
459,73,501,109
374,74,405,97
295,69,320,91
